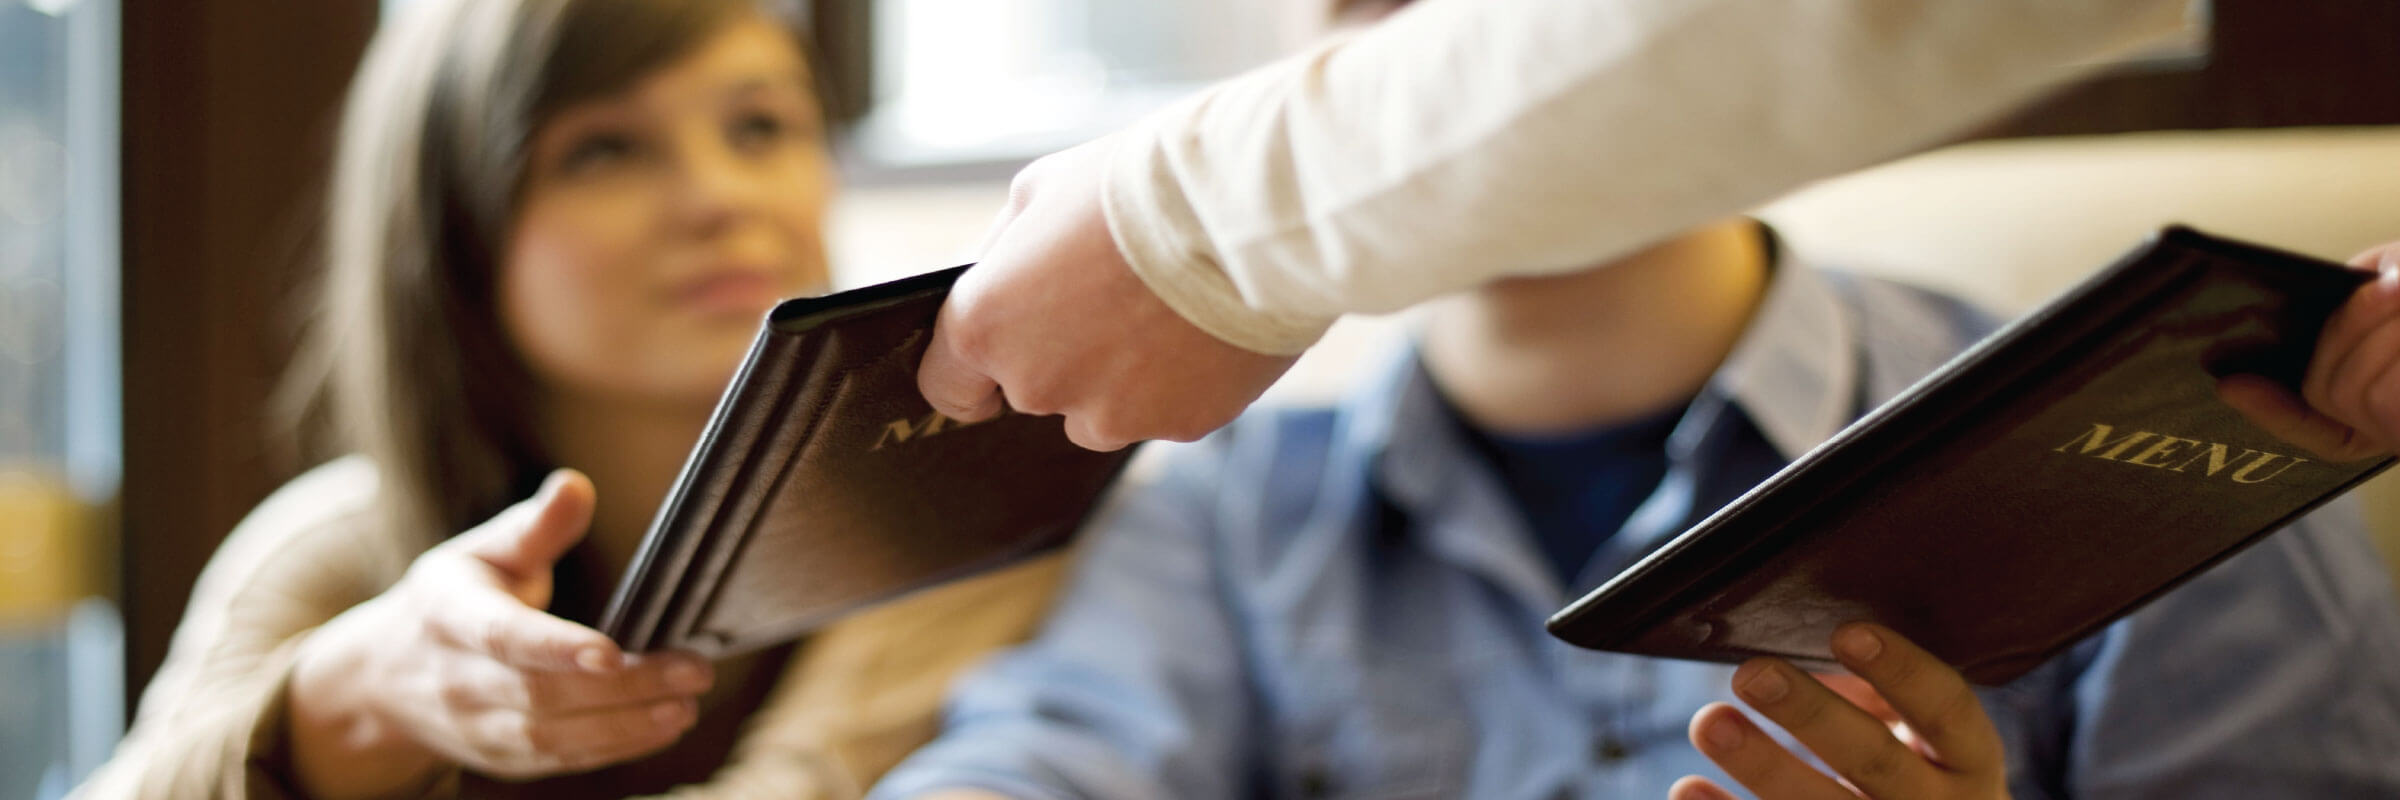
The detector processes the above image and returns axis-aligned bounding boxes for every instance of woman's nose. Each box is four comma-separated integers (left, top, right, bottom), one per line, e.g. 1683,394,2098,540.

671,141,763,234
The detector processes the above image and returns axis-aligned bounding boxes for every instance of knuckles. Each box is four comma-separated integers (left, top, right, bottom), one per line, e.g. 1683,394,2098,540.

436,675,487,713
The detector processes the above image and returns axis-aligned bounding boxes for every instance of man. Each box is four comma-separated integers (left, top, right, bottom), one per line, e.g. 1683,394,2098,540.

873,218,2400,799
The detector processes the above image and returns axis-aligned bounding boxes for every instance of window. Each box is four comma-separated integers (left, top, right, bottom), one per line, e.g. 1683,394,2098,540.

843,0,1301,178
0,0,124,797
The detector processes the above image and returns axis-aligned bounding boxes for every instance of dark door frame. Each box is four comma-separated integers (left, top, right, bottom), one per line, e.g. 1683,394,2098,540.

119,0,376,704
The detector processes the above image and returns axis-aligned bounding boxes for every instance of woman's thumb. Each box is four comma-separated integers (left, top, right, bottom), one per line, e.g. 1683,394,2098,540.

463,469,597,577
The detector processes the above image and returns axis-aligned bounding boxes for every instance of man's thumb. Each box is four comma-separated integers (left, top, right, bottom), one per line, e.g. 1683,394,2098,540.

462,469,597,578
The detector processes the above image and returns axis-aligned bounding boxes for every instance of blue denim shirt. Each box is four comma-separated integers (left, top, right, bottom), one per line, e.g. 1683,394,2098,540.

874,263,2400,800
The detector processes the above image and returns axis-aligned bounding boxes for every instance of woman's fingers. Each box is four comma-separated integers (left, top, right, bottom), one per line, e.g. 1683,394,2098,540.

1827,624,2002,776
530,698,696,770
473,652,714,716
425,581,620,674
428,637,708,779
1685,702,1859,800
1727,657,1947,799
473,700,697,779
411,469,620,673
458,469,598,580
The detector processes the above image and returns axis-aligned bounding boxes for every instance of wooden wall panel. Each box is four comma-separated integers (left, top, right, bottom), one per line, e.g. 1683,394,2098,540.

119,0,374,703
1983,0,2400,138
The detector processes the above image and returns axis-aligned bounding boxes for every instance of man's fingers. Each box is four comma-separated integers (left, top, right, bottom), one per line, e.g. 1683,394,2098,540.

1813,673,1898,723
430,586,621,674
459,470,597,578
1731,657,1944,798
1666,775,1744,800
1828,624,2003,776
2348,242,2400,273
2305,269,2400,407
919,310,1006,423
2321,315,2400,445
2218,375,2382,461
1686,702,1857,800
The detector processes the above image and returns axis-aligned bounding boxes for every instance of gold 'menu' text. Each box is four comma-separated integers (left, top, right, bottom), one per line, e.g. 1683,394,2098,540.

2051,422,2305,484
872,409,999,451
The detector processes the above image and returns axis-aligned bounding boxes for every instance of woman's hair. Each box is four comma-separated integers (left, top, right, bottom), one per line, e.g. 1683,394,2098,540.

287,0,806,542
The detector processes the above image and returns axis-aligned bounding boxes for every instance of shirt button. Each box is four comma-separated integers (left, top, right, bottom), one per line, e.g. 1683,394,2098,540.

1593,735,1632,763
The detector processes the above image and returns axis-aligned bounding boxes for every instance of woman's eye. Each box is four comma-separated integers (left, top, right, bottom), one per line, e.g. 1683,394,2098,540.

728,112,788,151
560,132,637,175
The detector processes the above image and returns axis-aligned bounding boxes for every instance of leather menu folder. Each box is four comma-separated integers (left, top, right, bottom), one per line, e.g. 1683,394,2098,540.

597,265,1135,657
1548,227,2394,685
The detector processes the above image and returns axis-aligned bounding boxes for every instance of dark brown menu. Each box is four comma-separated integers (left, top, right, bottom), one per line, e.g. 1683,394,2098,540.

1547,227,2394,685
597,265,1135,656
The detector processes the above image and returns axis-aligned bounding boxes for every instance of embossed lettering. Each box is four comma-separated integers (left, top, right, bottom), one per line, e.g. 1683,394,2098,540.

2229,453,2308,484
2052,423,2155,461
873,412,955,451
2054,422,2305,485
2125,436,2201,468
2168,442,2258,477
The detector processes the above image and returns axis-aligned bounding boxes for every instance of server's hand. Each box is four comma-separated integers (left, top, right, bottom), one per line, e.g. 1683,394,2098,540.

2220,240,2400,462
915,136,1297,452
1670,623,2008,800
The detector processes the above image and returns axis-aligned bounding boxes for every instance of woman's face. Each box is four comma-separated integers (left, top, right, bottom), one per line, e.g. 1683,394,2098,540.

502,16,832,409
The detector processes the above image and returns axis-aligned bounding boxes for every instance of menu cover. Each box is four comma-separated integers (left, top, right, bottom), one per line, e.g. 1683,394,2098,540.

597,266,1135,656
1547,227,2393,685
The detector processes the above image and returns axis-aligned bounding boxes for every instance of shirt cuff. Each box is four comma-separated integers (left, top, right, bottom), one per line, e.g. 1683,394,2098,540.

1101,106,1336,357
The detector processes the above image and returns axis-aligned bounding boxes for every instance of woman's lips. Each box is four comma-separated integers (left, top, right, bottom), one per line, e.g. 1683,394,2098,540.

674,271,783,317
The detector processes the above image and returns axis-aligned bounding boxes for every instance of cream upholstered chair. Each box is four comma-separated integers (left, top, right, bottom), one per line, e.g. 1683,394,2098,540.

1758,126,2400,588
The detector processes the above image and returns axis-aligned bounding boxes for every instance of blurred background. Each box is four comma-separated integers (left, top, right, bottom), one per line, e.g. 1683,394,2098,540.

0,1,2395,797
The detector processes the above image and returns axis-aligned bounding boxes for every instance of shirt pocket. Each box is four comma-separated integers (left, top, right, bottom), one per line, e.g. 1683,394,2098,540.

1268,656,1473,799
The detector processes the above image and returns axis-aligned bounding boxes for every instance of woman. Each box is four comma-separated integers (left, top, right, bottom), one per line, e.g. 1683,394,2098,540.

72,1,1063,798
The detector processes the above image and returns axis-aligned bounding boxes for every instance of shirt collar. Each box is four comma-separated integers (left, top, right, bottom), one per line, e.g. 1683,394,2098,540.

1359,249,1862,508
1711,248,1860,460
1338,252,1863,603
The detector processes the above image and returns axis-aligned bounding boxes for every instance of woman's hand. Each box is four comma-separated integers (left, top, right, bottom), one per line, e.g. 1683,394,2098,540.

2220,241,2400,462
286,470,714,799
1670,623,2008,800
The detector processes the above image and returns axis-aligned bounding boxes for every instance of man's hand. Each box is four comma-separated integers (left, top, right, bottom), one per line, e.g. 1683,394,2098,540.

2220,241,2400,462
915,136,1298,451
1670,623,2009,800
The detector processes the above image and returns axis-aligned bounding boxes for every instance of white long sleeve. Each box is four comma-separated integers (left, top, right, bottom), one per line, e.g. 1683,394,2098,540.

1102,0,2191,354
